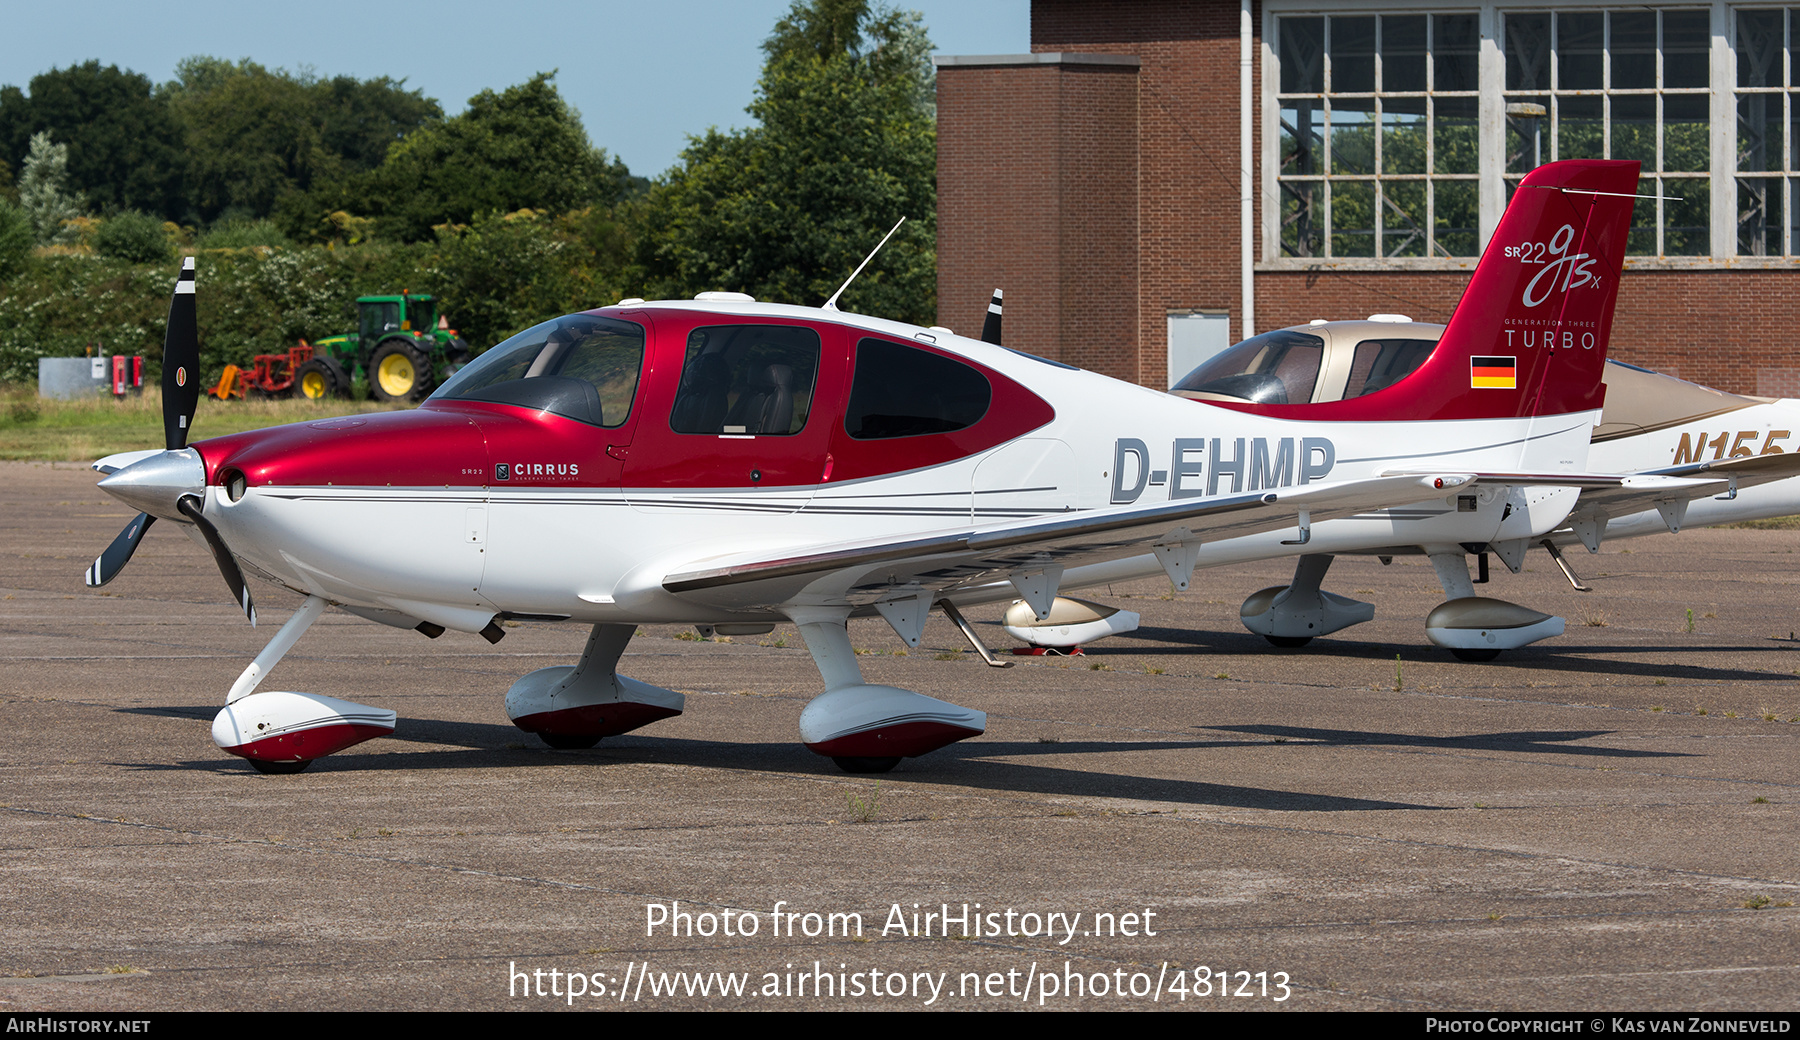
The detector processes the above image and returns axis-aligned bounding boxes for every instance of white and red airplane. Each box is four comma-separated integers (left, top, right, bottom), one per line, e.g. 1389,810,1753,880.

1170,318,1800,658
86,159,1652,774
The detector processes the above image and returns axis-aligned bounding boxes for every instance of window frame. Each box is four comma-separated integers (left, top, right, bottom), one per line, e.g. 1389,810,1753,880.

1262,1,1756,269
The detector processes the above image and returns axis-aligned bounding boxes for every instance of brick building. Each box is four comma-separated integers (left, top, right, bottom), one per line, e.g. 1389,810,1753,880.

935,0,1800,396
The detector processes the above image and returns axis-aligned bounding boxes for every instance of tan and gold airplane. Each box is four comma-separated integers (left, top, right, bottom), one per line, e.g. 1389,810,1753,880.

1164,317,1800,659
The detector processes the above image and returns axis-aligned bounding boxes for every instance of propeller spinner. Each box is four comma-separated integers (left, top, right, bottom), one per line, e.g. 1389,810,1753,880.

85,258,256,624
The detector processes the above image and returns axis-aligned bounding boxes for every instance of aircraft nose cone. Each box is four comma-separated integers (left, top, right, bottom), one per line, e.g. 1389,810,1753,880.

98,448,205,520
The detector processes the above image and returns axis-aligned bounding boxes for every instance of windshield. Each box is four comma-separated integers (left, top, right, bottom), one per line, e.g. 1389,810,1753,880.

429,314,645,428
1171,330,1323,404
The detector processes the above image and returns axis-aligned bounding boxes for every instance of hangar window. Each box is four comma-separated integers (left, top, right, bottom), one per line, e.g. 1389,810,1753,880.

1735,7,1800,255
1276,12,1482,259
1265,5,1771,262
1501,8,1711,255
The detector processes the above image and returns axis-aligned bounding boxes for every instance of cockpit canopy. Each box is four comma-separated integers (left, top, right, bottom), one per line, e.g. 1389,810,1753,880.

1170,320,1442,406
429,315,645,427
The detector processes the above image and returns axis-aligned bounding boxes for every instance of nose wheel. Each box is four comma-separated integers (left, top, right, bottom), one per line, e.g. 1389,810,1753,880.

250,758,312,775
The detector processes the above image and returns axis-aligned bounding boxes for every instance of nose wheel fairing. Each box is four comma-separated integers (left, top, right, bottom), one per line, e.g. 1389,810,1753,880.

212,691,397,766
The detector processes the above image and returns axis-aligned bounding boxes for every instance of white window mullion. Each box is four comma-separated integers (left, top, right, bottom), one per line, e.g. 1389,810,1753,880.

1710,0,1735,258
1478,2,1505,247
1259,7,1280,265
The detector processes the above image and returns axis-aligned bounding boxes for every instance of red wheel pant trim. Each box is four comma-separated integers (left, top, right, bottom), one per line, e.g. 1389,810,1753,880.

219,722,393,763
804,720,984,759
511,702,682,738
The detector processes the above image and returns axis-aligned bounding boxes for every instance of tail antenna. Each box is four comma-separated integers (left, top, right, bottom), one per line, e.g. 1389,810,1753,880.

822,217,906,312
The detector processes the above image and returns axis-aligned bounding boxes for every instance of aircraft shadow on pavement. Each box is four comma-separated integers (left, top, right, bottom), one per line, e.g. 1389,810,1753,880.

120,708,1439,811
1207,724,1692,759
1104,628,1797,683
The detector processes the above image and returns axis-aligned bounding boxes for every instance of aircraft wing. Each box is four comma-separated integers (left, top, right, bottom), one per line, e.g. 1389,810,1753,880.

1646,451,1800,486
1544,453,1800,550
1548,472,1738,549
662,471,1618,611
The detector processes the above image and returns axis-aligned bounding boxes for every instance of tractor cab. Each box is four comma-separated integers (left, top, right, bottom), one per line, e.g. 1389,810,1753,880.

359,295,437,341
295,294,470,403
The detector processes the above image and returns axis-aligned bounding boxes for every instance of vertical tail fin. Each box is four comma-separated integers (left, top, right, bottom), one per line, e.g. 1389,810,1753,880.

1277,160,1641,422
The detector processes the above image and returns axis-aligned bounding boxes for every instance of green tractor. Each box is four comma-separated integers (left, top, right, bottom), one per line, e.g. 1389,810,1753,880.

297,294,472,403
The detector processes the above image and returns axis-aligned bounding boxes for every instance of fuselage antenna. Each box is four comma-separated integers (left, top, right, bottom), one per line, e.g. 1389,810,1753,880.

822,217,907,312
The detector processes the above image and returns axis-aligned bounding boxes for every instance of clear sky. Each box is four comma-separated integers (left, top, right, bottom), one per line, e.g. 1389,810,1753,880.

0,0,1029,178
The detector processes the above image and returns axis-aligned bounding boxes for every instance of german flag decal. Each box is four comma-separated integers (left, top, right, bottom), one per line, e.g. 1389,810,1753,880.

1471,355,1517,389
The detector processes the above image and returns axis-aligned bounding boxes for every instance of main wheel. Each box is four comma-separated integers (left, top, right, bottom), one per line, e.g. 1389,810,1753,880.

1449,647,1501,662
370,340,433,403
1264,635,1313,649
541,733,602,750
833,756,900,774
294,357,349,400
249,758,312,775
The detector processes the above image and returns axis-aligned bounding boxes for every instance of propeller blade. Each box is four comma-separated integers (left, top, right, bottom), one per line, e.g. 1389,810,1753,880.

84,512,156,588
980,288,1003,346
162,257,199,450
176,494,256,626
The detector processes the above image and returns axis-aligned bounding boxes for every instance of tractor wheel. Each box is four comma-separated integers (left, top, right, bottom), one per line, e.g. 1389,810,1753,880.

371,340,433,403
294,358,350,400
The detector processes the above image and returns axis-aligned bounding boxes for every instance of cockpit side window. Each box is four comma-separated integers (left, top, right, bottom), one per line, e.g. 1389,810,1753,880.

1344,338,1437,398
1170,330,1324,404
845,338,992,439
669,325,821,436
428,315,645,428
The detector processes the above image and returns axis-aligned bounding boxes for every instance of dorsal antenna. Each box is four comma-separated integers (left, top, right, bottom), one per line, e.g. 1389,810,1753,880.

822,217,906,312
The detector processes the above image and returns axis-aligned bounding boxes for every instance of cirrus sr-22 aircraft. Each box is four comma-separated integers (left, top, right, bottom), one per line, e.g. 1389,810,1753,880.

86,159,1658,775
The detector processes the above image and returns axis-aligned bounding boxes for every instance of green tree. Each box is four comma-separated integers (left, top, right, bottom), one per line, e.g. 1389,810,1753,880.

344,74,632,243
0,199,32,278
18,133,84,244
0,62,185,220
166,57,441,226
167,57,324,223
633,0,935,323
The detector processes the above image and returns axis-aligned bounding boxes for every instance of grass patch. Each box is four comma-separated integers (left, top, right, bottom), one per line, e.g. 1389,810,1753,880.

0,384,398,461
846,782,880,824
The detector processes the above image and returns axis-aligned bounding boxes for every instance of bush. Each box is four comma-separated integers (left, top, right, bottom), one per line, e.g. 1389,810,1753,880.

93,210,174,263
197,218,292,250
0,200,31,279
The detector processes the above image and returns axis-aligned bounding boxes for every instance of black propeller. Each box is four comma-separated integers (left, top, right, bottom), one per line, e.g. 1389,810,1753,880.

85,512,155,588
86,257,254,623
177,495,256,625
163,257,200,451
980,288,1003,346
